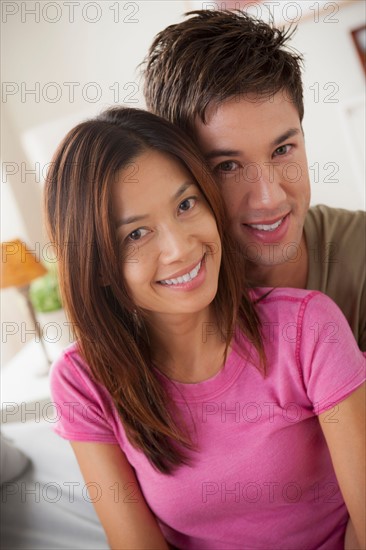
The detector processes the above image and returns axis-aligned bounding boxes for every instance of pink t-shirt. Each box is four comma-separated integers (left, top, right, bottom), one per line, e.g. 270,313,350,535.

50,289,366,549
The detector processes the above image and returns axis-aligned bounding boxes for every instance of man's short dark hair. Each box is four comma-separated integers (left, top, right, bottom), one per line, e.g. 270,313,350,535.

143,9,304,134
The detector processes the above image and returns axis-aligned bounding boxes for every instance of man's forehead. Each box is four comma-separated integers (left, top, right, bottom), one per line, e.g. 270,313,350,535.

211,89,293,113
193,97,302,157
195,91,298,131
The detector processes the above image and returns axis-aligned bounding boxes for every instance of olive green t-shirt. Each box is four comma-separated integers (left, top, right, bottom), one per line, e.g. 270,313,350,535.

304,205,366,351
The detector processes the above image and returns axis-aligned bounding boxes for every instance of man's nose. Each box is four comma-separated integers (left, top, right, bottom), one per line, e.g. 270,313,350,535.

245,162,287,210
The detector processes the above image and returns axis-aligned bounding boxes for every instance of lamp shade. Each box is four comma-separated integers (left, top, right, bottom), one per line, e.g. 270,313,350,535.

1,239,47,289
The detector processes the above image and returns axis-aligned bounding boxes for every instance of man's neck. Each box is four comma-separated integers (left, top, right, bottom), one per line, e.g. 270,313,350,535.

246,233,309,289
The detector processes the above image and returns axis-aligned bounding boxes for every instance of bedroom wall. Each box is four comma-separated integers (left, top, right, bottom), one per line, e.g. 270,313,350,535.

294,1,365,207
1,0,365,365
1,1,188,365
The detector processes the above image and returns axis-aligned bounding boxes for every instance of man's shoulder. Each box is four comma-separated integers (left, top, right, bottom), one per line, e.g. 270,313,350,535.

304,204,365,259
305,204,365,234
305,204,365,252
304,205,365,350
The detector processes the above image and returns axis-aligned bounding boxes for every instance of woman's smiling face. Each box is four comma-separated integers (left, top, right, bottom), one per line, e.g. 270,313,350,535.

112,149,222,323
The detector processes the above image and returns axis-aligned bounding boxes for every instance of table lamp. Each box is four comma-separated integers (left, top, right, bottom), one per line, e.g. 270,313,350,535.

1,239,52,371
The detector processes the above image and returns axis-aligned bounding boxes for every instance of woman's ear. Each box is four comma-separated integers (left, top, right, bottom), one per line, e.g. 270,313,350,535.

98,271,110,287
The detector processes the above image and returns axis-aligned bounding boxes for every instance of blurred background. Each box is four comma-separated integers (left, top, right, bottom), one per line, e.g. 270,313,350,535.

1,0,365,366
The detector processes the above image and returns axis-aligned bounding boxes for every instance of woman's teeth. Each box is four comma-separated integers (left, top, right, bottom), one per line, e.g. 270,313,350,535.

247,218,284,232
159,260,202,286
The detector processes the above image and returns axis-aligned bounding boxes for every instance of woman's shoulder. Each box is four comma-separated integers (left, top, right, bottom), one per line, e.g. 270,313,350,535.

249,287,338,316
249,287,352,343
49,343,120,443
50,341,89,378
49,341,103,403
248,288,365,411
250,286,323,302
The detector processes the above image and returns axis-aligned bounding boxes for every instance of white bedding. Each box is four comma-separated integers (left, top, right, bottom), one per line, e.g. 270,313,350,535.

0,420,109,549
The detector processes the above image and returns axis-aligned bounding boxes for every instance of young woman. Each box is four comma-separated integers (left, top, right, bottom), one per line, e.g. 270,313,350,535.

45,107,365,550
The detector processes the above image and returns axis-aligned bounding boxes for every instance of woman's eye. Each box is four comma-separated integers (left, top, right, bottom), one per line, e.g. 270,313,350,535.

178,197,196,213
216,160,239,172
274,145,291,157
127,227,149,241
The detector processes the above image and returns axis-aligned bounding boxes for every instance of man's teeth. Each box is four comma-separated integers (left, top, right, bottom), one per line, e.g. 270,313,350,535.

160,260,202,286
248,218,284,232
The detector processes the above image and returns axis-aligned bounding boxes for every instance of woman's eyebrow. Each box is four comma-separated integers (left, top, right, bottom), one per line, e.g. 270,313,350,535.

116,182,195,228
116,213,148,228
172,181,194,201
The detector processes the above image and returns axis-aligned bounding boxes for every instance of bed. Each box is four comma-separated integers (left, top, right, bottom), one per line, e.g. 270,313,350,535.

0,419,109,549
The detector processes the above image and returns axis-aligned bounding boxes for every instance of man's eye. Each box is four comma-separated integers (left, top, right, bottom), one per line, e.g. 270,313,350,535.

128,228,149,241
216,160,239,172
274,145,291,157
178,197,196,213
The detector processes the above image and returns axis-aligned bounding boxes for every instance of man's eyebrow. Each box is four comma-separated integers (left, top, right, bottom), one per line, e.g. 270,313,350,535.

204,149,241,161
116,182,194,228
203,128,301,160
270,128,301,148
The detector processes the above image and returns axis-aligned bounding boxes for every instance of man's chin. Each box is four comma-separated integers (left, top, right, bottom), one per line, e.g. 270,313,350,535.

234,240,301,265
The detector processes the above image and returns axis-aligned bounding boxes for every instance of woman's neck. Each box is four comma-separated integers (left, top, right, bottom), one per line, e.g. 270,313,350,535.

146,307,227,383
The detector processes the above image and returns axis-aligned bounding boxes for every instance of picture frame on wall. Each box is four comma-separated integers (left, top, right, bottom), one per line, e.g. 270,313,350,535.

351,24,366,74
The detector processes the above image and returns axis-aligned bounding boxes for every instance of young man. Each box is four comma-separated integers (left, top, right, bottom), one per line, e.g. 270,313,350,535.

143,9,365,350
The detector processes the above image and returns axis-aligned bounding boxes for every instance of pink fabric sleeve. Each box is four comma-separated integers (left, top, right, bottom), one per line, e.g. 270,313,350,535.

49,346,118,443
297,292,366,414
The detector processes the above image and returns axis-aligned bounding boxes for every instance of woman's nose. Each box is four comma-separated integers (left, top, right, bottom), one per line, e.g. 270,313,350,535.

158,224,194,264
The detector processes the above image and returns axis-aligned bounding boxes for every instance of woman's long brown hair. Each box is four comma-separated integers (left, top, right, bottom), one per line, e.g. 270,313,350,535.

44,107,264,473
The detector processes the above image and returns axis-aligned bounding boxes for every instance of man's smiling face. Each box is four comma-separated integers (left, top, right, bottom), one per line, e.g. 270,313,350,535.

194,91,311,270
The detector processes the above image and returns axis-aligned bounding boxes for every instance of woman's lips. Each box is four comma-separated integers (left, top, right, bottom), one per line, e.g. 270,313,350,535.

158,256,203,286
157,258,207,291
